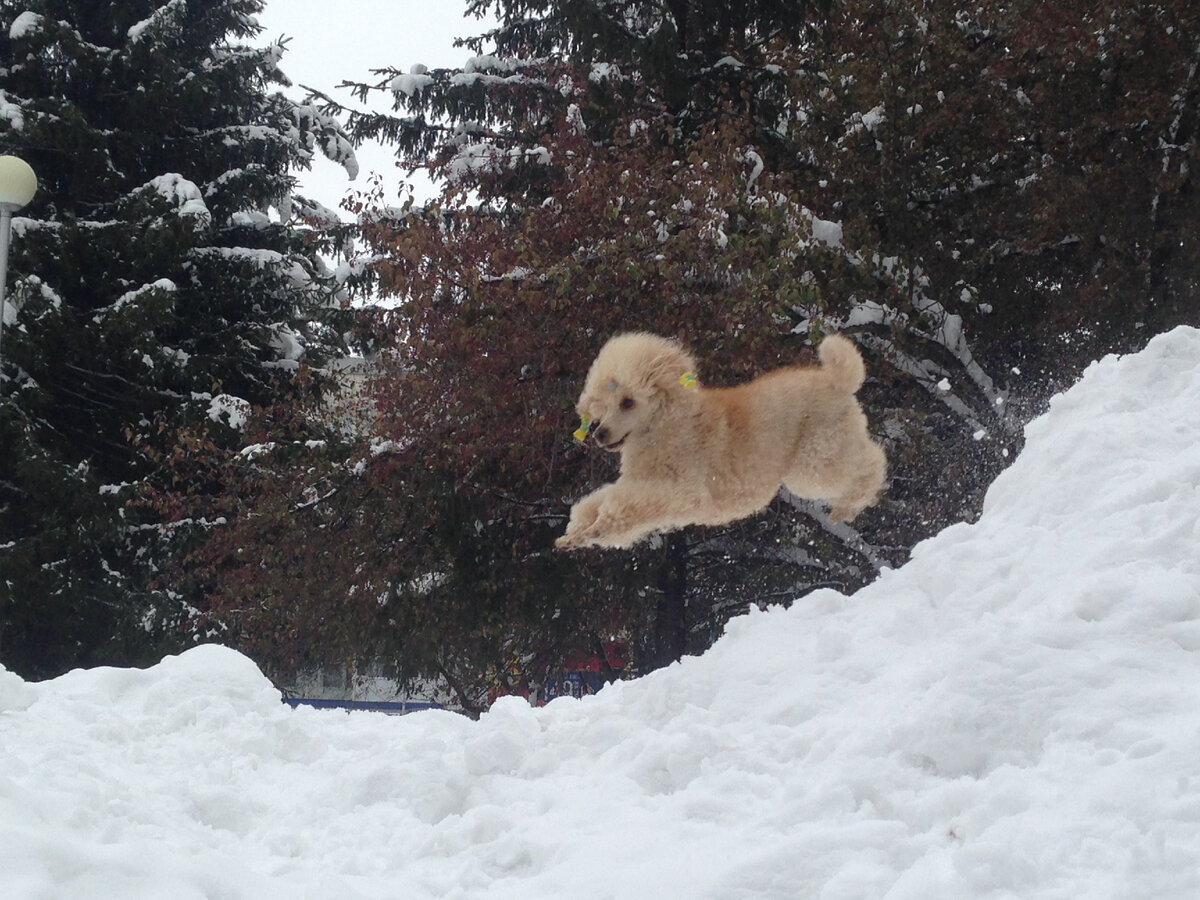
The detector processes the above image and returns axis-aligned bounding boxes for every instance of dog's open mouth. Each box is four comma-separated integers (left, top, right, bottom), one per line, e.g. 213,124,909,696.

598,434,627,452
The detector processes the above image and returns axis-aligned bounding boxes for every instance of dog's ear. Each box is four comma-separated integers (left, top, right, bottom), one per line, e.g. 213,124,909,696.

639,341,698,395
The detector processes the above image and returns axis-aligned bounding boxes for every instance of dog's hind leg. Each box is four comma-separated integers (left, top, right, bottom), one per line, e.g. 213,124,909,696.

826,444,887,523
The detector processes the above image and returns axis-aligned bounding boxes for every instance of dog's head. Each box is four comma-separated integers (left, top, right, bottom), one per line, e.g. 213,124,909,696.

575,332,699,452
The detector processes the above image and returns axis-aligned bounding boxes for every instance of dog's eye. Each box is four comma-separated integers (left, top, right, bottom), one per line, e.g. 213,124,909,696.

620,397,635,411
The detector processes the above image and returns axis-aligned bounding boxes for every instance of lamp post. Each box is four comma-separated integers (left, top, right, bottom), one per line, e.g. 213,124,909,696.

0,154,38,386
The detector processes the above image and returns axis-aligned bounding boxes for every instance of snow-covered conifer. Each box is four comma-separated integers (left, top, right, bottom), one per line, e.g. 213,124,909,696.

0,0,359,676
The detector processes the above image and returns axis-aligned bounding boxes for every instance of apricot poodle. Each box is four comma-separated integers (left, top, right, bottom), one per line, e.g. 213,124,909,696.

556,333,886,550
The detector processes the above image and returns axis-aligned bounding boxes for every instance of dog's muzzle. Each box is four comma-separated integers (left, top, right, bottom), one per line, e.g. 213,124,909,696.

594,426,626,451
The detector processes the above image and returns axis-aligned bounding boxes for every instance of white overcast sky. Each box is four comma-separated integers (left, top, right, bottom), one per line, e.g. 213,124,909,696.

257,0,496,213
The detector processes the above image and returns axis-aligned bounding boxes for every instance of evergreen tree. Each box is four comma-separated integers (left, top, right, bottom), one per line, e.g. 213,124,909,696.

0,0,359,677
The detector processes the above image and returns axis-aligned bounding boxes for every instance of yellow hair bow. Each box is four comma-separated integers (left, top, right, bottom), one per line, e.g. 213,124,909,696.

572,413,592,442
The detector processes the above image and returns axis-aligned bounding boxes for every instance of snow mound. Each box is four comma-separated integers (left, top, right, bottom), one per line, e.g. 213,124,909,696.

2,327,1199,898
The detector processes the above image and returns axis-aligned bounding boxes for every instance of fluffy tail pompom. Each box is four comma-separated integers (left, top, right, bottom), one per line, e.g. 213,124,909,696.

818,334,867,393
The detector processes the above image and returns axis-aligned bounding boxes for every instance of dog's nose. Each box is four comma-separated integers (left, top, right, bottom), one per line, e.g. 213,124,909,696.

594,426,610,444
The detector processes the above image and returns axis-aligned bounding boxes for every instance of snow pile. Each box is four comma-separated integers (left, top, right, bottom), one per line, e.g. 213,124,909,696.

3,327,1200,899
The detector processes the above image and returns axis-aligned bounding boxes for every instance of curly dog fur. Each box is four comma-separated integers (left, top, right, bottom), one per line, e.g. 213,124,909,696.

556,333,887,550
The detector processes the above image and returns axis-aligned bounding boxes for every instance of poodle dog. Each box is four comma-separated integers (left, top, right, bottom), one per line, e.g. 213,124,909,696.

555,332,886,550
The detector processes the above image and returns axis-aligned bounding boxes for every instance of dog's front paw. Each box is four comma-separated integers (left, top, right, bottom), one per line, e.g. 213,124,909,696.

555,530,588,550
555,522,613,550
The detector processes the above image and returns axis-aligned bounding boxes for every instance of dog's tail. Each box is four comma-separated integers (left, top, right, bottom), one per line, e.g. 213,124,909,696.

818,334,866,393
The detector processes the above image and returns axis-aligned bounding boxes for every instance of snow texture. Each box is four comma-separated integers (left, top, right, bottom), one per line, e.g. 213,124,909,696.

391,64,434,98
269,325,305,366
0,90,24,131
589,62,620,83
2,326,1200,898
805,208,844,247
8,11,42,40
207,394,251,430
92,278,177,324
146,173,212,228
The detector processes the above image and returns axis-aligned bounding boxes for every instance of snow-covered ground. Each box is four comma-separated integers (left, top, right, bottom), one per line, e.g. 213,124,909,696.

3,327,1199,899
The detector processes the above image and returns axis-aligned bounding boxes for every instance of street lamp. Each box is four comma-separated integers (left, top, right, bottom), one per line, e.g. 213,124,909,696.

0,154,38,384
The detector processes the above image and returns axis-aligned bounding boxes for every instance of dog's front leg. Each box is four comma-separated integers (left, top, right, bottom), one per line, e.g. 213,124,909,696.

567,481,698,549
555,484,614,549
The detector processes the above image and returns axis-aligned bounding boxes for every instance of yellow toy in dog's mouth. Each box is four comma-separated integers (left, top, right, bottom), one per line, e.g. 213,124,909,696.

572,414,592,442
679,372,698,390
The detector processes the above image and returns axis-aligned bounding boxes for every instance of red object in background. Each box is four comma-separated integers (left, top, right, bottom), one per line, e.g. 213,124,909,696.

561,641,628,674
539,641,628,705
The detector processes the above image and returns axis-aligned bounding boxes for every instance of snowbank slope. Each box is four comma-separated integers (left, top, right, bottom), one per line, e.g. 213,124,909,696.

3,327,1199,899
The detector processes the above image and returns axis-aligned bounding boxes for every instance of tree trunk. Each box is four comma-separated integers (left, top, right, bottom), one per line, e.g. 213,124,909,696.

646,533,688,671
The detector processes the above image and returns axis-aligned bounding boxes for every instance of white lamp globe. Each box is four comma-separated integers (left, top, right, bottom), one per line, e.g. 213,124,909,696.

0,155,38,210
